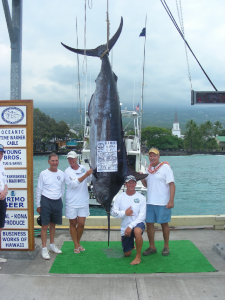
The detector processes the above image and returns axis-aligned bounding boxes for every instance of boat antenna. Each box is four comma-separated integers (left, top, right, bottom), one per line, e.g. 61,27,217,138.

75,17,83,133
140,15,147,169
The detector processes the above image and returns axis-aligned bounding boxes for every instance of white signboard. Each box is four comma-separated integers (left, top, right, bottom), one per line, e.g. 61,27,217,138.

2,149,27,168
4,210,28,229
1,230,29,249
6,190,28,209
0,128,26,147
5,169,27,188
97,141,118,172
0,106,26,125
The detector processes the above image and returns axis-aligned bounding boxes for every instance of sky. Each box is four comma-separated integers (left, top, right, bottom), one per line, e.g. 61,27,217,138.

1,0,225,112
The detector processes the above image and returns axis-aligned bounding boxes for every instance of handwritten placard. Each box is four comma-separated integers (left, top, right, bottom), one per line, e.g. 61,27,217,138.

97,141,117,172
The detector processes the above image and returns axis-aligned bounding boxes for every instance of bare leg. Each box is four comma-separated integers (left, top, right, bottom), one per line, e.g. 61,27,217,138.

69,218,79,250
161,222,170,248
77,217,86,248
41,224,49,248
146,222,156,249
130,228,143,265
49,222,55,244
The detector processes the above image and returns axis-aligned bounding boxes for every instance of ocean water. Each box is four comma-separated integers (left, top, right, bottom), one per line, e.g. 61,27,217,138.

33,155,225,216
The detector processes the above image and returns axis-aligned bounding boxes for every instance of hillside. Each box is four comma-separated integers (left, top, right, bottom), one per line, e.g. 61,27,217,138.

36,104,225,133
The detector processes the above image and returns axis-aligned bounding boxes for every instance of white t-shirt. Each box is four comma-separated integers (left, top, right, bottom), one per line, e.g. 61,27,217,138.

35,169,65,207
145,163,174,205
111,191,146,236
64,165,92,208
0,162,7,192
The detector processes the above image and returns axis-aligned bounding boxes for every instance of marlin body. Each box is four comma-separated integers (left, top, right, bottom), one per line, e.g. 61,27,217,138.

62,18,126,214
88,52,127,212
62,18,147,243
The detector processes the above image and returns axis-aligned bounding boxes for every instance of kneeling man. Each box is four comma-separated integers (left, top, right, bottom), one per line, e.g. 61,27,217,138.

111,175,146,265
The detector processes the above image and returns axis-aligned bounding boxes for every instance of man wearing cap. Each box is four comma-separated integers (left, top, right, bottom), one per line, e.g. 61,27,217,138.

141,147,175,256
64,151,93,253
0,145,8,264
111,175,146,265
36,153,65,260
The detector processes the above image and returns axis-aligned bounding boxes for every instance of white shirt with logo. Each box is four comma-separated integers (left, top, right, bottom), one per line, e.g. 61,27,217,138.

35,169,65,207
111,191,146,236
64,165,92,208
0,162,7,192
145,163,174,205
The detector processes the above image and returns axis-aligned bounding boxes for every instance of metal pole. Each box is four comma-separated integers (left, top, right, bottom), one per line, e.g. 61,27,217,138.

2,0,23,100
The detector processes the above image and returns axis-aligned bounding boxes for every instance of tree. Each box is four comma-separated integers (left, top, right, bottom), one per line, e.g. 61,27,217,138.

184,119,220,151
184,120,199,151
33,108,71,143
213,121,223,136
141,127,184,150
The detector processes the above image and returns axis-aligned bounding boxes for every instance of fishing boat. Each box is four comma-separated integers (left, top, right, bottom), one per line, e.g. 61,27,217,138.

81,108,148,206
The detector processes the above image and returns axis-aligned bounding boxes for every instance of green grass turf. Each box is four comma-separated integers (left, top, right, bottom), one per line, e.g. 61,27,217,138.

49,240,216,274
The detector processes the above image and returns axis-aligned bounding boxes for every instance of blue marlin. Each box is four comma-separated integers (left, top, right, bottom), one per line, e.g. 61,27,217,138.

62,18,147,243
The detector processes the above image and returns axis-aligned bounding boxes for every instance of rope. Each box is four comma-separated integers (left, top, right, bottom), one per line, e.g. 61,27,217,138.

160,0,218,91
83,0,87,74
88,0,92,9
101,0,110,59
176,0,192,90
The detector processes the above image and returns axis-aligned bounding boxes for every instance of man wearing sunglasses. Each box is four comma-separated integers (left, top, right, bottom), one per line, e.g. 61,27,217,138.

0,144,8,263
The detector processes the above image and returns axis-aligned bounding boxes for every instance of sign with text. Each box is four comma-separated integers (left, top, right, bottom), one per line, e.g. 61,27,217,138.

5,169,27,188
97,141,118,172
1,230,29,249
0,106,27,125
0,128,26,147
2,149,27,168
191,90,225,105
4,210,28,229
6,190,28,209
0,100,33,251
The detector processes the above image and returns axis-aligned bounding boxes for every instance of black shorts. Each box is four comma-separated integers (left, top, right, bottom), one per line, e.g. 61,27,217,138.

121,222,145,253
0,199,7,228
40,195,63,226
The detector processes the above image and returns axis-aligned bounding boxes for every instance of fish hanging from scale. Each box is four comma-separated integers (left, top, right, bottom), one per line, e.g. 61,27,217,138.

62,17,147,244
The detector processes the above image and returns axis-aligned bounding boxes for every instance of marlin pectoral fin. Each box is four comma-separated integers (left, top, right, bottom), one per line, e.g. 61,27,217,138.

61,17,123,58
126,165,148,181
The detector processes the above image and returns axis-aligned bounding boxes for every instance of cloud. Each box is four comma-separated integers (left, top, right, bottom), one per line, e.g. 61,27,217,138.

48,65,75,85
0,0,225,113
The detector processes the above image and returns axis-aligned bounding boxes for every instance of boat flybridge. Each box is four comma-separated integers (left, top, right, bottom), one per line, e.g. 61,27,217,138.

80,109,148,206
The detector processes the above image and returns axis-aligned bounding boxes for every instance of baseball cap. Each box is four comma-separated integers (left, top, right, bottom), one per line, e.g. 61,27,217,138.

0,144,5,153
148,147,160,155
67,151,78,159
125,175,137,183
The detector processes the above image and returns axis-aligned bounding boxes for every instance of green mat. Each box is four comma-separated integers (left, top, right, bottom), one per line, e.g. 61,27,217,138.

49,240,216,274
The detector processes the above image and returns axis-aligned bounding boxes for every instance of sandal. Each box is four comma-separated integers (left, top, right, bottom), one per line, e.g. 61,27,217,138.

79,246,85,252
74,249,80,254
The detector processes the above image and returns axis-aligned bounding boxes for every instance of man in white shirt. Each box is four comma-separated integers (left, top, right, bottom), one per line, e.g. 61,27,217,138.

36,153,65,260
111,175,146,265
0,145,8,264
141,148,175,256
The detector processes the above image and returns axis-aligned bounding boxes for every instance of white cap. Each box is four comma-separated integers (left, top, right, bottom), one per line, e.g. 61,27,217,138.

125,175,137,183
67,151,78,159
